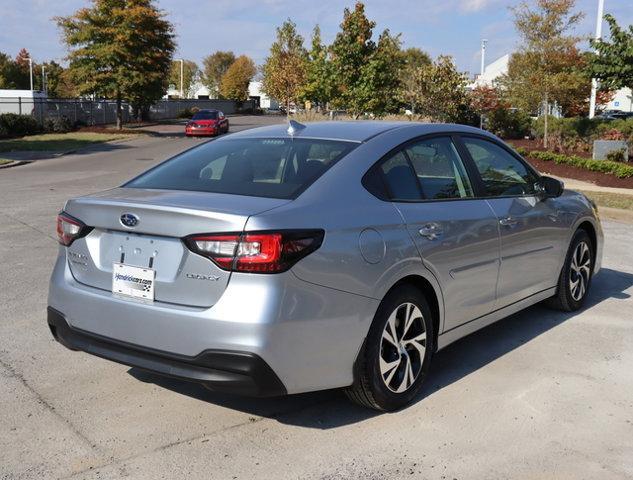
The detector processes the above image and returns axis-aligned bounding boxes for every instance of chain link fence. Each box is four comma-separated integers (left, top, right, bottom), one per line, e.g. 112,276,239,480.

0,97,256,126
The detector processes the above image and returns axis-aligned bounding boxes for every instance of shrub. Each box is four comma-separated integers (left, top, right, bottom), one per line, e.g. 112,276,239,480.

0,113,41,138
486,108,532,139
605,148,627,163
177,107,194,119
514,146,529,156
44,116,74,133
527,150,633,178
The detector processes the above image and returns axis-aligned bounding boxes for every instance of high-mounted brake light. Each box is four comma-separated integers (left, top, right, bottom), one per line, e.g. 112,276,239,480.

185,230,324,273
56,212,91,246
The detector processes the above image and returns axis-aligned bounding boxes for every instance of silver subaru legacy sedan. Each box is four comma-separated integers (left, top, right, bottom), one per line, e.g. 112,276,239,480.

48,121,602,411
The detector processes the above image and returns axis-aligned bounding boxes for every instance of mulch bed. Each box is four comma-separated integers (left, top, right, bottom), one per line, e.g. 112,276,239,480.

508,138,633,189
77,126,154,135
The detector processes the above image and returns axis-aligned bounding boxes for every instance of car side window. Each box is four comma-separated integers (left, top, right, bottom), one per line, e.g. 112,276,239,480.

404,137,474,200
462,137,538,197
380,151,422,201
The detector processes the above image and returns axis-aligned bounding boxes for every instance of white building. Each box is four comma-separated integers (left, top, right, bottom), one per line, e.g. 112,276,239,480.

248,81,278,110
470,53,632,115
164,80,278,109
606,87,632,113
470,54,510,88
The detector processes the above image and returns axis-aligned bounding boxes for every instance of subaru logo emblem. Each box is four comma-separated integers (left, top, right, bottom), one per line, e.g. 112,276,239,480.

120,213,139,228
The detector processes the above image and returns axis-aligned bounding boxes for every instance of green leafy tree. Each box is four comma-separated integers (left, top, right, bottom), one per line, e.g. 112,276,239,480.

300,25,335,109
359,30,404,116
2,48,33,90
219,55,256,100
588,14,633,94
330,2,375,117
261,19,308,114
202,51,235,98
39,61,66,97
500,0,583,148
0,52,13,88
402,55,469,122
399,47,432,113
330,2,403,117
57,0,176,128
168,60,199,98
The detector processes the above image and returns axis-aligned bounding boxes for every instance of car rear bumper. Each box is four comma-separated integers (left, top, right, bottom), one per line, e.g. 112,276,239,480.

47,307,286,397
48,252,379,394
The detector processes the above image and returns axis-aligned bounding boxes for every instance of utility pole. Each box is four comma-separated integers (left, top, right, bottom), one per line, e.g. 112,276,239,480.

179,59,184,99
480,39,488,79
589,0,605,119
42,65,47,96
28,57,33,91
479,39,488,129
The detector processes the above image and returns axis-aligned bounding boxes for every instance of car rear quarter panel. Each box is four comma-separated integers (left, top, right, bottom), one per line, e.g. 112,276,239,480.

245,127,448,332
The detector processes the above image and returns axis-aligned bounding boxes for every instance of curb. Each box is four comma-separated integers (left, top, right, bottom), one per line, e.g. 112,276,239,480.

0,160,28,169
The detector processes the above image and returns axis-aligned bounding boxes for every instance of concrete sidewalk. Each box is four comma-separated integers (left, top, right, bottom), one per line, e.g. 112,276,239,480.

558,176,633,196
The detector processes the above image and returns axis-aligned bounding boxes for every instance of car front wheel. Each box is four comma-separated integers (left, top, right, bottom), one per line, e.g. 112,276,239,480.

345,285,434,411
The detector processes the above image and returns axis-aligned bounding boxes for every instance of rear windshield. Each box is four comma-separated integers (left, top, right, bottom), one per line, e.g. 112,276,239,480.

125,138,356,199
192,111,218,120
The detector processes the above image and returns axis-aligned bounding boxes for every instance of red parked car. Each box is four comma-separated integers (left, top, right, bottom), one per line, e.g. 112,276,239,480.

185,109,229,137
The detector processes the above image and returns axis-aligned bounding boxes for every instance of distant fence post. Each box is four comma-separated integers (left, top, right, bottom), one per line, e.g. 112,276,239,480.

18,97,22,115
38,97,43,125
103,99,107,124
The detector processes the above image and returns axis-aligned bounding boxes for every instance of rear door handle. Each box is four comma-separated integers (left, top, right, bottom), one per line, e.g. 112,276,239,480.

499,216,519,227
418,223,443,240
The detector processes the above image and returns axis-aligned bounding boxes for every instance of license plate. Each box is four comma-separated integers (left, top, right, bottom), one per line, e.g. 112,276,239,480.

112,263,155,300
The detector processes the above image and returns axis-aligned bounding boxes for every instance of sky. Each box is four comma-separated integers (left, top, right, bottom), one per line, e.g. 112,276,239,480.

1,0,632,78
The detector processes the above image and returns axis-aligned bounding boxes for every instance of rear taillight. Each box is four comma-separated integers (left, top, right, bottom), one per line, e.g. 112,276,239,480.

185,230,324,273
56,212,91,246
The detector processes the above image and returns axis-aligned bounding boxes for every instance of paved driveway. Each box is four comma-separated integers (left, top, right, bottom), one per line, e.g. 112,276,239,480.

1,116,632,479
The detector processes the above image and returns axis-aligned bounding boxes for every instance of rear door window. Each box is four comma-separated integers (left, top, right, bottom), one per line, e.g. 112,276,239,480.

126,138,356,199
405,137,474,200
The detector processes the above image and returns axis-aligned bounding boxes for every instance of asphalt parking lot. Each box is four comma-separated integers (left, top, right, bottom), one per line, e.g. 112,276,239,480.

1,115,632,479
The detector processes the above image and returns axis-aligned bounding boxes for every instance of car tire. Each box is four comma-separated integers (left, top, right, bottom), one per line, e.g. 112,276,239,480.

546,229,594,312
345,285,434,411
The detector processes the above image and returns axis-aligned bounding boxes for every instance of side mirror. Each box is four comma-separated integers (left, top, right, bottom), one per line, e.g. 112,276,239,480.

538,175,564,198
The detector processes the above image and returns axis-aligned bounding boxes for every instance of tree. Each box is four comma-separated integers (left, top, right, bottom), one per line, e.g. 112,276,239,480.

300,25,335,109
401,55,469,122
168,60,199,98
330,2,375,117
589,14,633,94
38,61,64,96
503,0,584,148
329,2,404,117
219,55,256,100
202,51,235,98
358,29,404,116
261,19,308,114
0,52,13,88
399,48,432,113
57,0,175,129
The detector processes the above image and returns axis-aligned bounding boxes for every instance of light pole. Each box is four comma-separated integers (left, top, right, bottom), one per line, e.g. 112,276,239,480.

42,65,47,96
480,39,488,79
27,57,33,91
178,59,184,99
589,0,605,119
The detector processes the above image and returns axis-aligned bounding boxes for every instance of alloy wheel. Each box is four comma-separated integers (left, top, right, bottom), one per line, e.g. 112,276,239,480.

379,302,427,393
569,241,591,301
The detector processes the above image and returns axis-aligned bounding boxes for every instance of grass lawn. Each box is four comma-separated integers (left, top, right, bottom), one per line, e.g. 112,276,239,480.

579,190,633,211
0,132,135,153
0,158,11,165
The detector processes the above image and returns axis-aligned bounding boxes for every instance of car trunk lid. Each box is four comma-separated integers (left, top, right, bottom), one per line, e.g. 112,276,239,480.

63,188,289,307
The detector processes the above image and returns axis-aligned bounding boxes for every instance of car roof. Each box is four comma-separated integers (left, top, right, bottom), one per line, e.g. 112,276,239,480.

225,121,490,143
